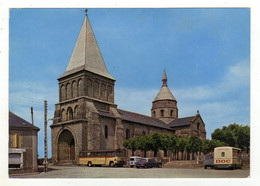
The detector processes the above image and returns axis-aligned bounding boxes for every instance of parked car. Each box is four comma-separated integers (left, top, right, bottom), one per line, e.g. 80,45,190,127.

135,158,162,168
203,155,214,169
129,156,141,168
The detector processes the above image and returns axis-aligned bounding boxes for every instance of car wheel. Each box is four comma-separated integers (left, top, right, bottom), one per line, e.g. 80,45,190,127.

109,161,115,167
130,165,134,168
204,166,207,169
87,161,92,167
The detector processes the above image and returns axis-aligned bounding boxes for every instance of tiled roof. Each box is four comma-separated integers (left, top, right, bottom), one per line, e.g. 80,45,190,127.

117,109,172,130
9,111,40,130
169,116,195,128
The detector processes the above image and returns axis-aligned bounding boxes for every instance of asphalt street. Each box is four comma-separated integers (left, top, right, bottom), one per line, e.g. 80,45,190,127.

9,165,250,178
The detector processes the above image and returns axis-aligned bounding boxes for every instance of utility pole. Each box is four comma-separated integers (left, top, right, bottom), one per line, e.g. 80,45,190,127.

43,100,48,172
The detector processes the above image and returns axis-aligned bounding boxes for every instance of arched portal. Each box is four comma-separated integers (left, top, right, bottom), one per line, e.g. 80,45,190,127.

58,129,75,161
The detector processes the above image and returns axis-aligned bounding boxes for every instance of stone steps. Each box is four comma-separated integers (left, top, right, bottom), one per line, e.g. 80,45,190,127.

164,160,203,168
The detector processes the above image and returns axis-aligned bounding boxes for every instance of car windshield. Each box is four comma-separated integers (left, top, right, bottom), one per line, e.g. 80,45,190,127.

140,159,147,162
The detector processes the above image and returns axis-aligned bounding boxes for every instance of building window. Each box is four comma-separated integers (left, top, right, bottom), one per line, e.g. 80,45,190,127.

153,111,156,117
105,125,108,139
164,150,167,157
67,107,73,120
126,129,130,139
170,110,174,117
197,123,200,130
160,110,164,117
221,152,225,157
12,133,22,148
142,131,146,135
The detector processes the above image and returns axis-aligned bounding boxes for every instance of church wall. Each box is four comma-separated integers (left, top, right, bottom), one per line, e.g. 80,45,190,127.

152,100,178,123
190,116,206,139
99,116,116,149
58,71,115,104
121,120,173,139
51,122,86,163
174,125,190,137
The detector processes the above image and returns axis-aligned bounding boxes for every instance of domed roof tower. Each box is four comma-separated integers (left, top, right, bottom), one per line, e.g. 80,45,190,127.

151,70,178,124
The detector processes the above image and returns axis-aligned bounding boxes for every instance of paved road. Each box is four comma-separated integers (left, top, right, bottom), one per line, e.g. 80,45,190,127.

10,165,250,178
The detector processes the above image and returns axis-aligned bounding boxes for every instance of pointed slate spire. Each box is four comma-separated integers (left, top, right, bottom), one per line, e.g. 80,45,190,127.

60,15,114,80
153,69,176,101
162,69,167,87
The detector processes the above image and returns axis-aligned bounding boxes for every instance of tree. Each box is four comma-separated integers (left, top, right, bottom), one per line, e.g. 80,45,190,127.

169,134,178,160
237,125,250,152
160,133,171,157
123,137,137,156
211,123,250,152
136,135,149,157
177,136,189,160
188,136,202,160
148,133,161,157
201,139,211,154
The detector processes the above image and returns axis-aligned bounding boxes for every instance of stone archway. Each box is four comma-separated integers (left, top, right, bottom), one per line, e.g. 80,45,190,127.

58,129,75,161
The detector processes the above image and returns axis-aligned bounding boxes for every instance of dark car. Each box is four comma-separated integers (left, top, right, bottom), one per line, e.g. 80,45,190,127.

135,158,162,168
203,155,214,169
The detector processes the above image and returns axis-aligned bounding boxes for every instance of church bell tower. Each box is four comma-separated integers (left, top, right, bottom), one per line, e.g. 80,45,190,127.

151,70,178,124
50,14,120,164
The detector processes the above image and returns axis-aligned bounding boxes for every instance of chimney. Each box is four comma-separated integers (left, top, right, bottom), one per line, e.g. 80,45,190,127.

31,107,34,125
197,110,200,115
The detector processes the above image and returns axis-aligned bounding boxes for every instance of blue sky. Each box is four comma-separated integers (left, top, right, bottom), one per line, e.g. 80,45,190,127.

9,8,250,158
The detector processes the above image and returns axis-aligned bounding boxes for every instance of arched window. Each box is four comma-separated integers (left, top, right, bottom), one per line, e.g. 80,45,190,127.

153,111,156,117
170,110,174,117
197,123,200,130
78,79,84,96
66,83,71,99
160,109,164,117
86,79,93,97
60,85,66,101
72,81,77,98
67,107,73,120
107,85,113,102
93,81,99,99
101,83,106,100
61,109,66,121
105,125,108,139
126,129,130,139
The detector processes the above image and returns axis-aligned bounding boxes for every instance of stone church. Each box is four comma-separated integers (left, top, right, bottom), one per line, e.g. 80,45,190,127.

50,15,206,163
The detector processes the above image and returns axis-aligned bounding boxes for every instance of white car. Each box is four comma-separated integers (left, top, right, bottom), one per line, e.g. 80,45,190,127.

129,156,141,168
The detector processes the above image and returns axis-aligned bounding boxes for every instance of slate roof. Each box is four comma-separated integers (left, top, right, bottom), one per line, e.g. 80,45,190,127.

60,15,114,80
9,111,40,130
117,109,172,130
98,111,116,118
153,70,176,102
168,116,195,128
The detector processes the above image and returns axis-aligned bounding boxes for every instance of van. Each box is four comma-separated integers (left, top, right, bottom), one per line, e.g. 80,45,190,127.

203,155,214,169
214,146,242,169
129,156,141,168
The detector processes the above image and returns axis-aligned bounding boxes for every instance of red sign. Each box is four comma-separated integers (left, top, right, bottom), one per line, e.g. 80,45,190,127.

216,159,231,163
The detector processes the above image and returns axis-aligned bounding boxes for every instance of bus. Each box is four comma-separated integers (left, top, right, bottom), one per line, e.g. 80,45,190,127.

78,149,127,167
214,146,242,169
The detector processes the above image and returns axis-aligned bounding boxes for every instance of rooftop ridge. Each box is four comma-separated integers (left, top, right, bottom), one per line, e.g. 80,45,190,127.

117,108,156,119
9,111,32,125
